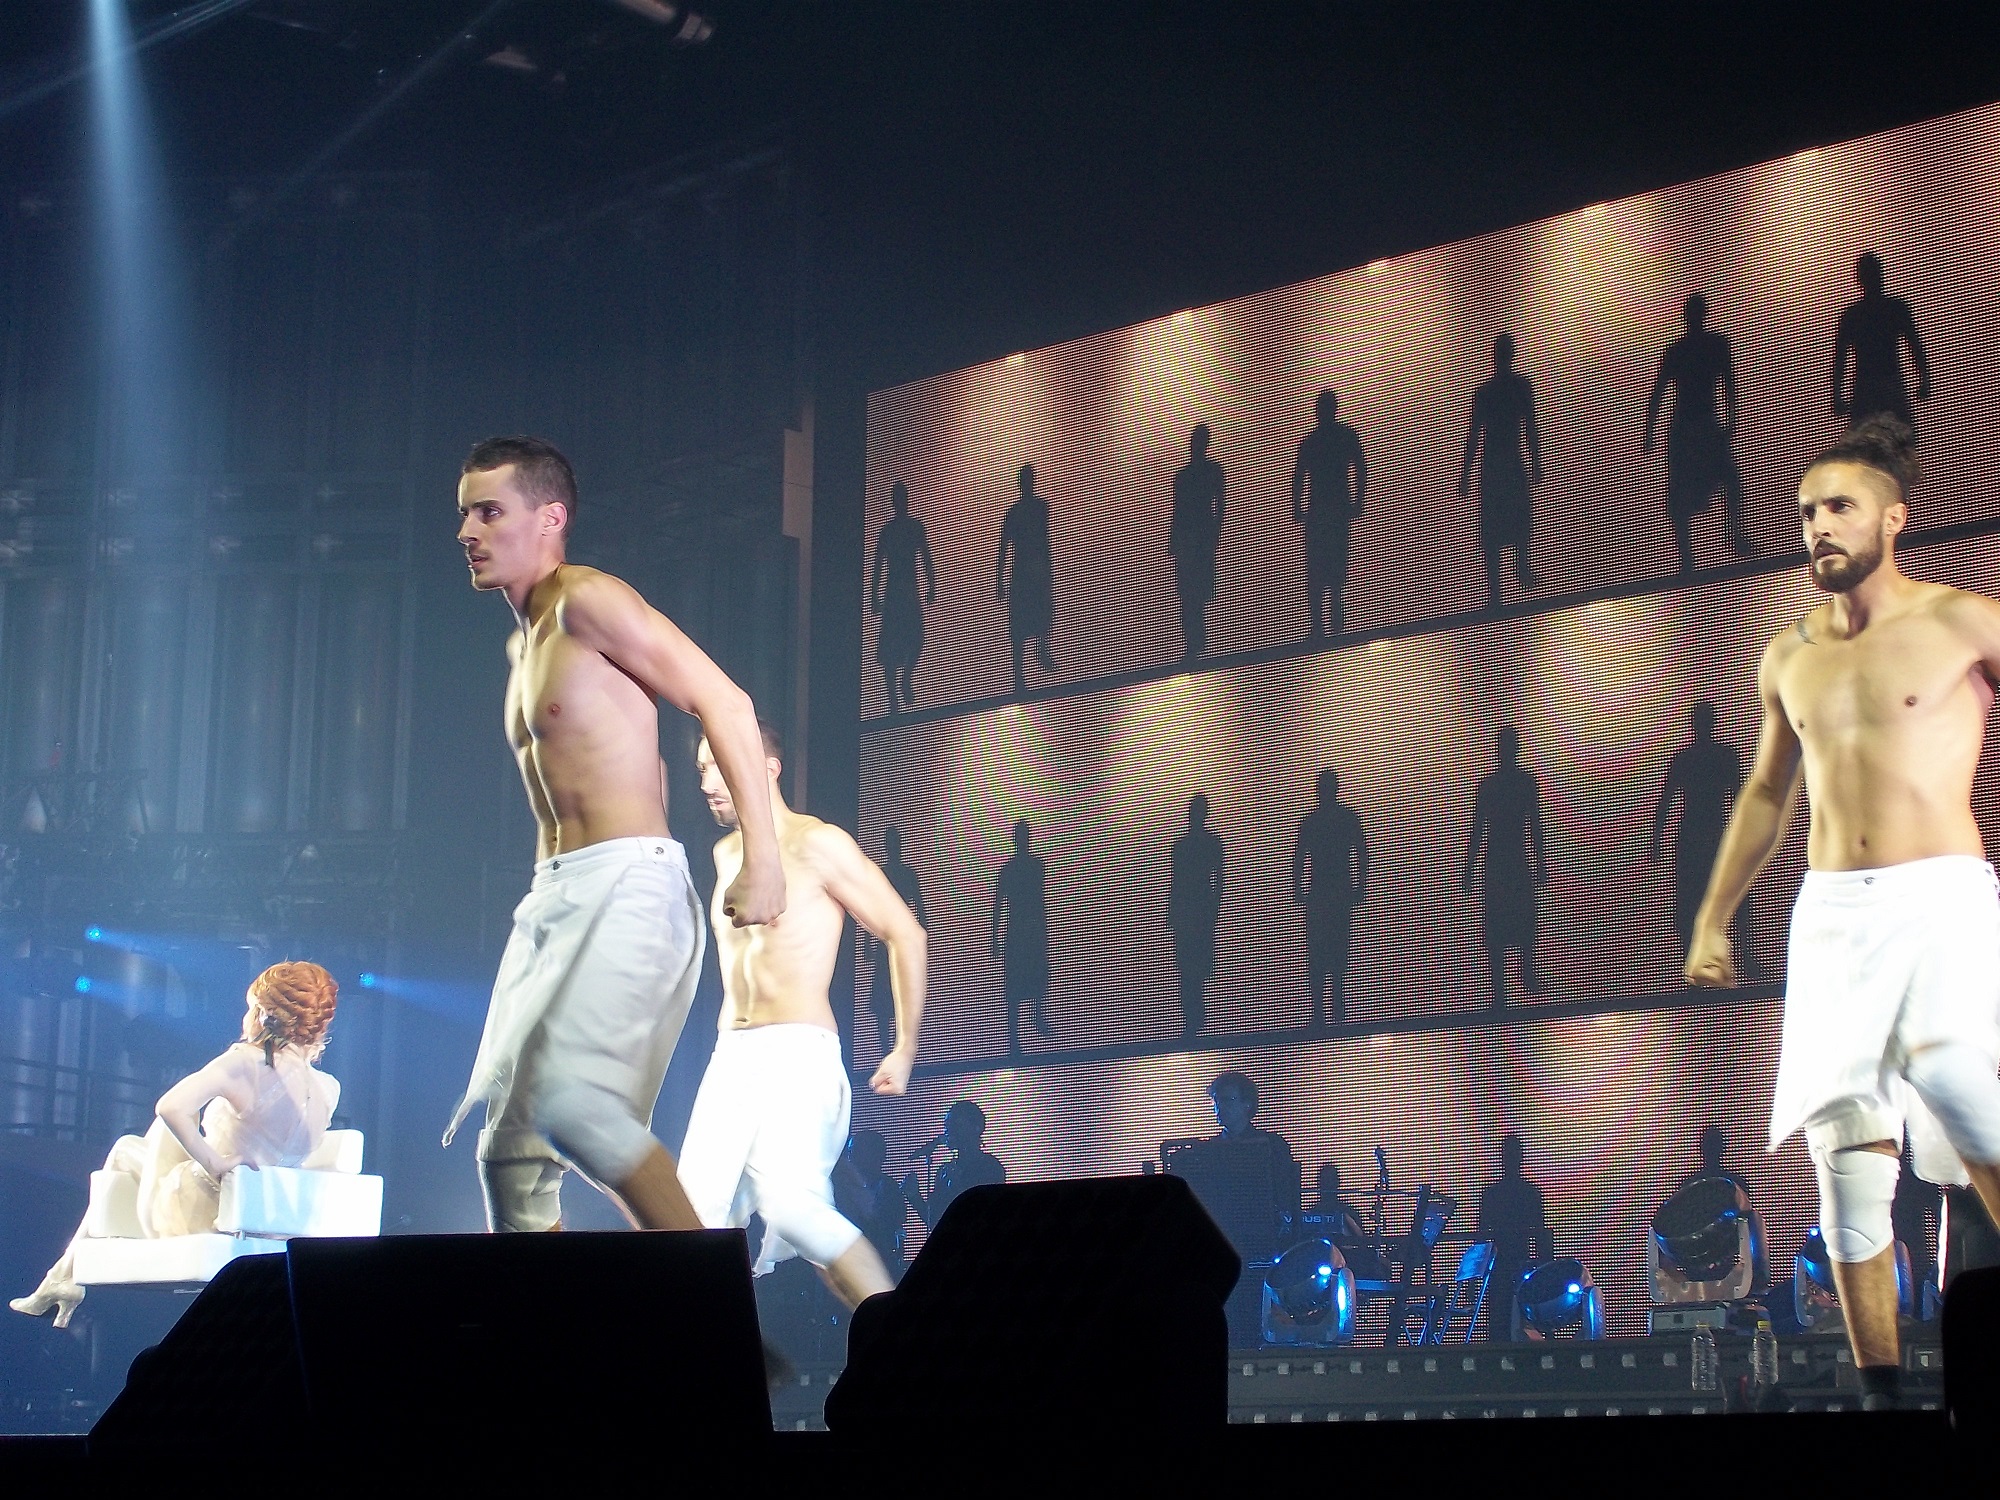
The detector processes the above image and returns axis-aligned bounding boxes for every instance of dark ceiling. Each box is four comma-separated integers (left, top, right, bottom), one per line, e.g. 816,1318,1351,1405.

4,1,1998,389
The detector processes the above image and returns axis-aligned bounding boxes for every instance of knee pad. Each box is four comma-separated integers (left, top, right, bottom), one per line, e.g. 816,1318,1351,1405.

1904,1043,2000,1166
537,1081,655,1190
478,1152,565,1234
1812,1144,1899,1264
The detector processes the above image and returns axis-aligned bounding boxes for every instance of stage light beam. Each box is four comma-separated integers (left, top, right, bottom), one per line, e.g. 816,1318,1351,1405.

88,0,193,474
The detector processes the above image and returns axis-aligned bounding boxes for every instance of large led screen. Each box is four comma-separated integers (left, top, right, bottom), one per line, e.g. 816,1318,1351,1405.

861,104,2000,719
852,102,2000,1338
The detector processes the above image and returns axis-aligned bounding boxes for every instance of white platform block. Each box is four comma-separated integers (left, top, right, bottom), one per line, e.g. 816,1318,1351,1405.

71,1233,284,1286
302,1129,365,1175
218,1166,383,1238
85,1171,144,1240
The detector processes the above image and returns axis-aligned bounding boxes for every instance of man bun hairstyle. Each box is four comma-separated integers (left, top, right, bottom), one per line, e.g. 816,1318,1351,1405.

247,961,339,1065
1812,414,1918,506
463,436,578,532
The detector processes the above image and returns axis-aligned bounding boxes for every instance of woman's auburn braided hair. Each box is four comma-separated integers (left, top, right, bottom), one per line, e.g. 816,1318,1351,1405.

246,961,338,1065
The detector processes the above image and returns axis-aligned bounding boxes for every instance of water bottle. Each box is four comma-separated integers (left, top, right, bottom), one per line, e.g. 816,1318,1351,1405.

1689,1320,1719,1395
1750,1319,1781,1404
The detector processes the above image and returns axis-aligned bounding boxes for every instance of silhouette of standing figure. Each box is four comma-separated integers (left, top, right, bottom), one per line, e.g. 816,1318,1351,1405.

1292,769,1367,1026
1651,700,1759,979
1463,727,1550,1009
1291,390,1366,639
1477,1132,1554,1340
993,819,1052,1056
997,464,1055,696
1168,794,1225,1035
1169,425,1226,663
1460,335,1544,610
870,481,936,713
861,826,928,1055
1644,294,1751,574
1832,252,1931,437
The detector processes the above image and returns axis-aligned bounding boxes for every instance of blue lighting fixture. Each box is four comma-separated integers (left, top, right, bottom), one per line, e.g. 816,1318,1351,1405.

1649,1174,1762,1305
1260,1237,1355,1347
84,925,104,943
1515,1257,1604,1340
358,973,379,989
74,976,92,994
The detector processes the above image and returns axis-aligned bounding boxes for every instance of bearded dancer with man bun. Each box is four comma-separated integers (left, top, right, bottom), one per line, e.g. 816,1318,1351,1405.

1687,415,2000,1409
445,436,786,1234
678,725,924,1309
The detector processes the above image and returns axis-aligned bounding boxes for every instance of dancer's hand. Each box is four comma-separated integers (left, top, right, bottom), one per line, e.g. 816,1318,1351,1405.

1684,927,1737,989
722,857,786,927
869,1047,915,1096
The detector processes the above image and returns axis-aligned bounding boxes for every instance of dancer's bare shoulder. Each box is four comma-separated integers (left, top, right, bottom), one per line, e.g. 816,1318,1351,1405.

546,564,637,634
1933,583,2000,660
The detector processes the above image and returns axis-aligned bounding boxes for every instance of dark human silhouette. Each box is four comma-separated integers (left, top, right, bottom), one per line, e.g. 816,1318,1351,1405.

1644,294,1751,574
1672,1124,1767,1290
993,819,1052,1055
860,826,928,1055
1677,1123,1754,1199
1459,335,1544,610
997,464,1055,696
869,480,936,713
1173,1074,1303,1293
1207,1071,1300,1225
833,1129,909,1272
1311,1162,1369,1241
1291,390,1366,639
1169,425,1226,662
1651,700,1758,979
1167,794,1225,1035
1476,1132,1554,1340
1832,252,1931,436
1463,727,1550,1009
1292,769,1366,1026
902,1100,1007,1230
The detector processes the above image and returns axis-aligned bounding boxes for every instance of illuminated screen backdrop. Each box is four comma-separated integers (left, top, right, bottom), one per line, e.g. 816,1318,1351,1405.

853,103,2000,1336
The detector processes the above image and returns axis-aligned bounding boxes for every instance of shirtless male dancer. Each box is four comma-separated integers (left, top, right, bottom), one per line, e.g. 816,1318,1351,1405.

678,725,924,1308
1687,415,2000,1409
444,436,785,1233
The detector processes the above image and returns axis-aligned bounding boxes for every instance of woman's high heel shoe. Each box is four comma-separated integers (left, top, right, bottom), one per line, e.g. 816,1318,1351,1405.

10,1276,85,1329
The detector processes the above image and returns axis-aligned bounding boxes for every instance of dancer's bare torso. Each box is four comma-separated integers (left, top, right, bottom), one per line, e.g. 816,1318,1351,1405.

1765,581,1998,871
505,565,671,861
711,814,845,1033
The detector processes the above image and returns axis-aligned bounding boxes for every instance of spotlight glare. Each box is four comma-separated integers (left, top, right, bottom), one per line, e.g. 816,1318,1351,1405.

358,972,379,989
85,925,104,942
74,976,92,993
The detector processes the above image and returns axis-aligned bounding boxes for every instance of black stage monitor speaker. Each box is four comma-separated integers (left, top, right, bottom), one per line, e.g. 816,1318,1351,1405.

825,1174,1239,1433
91,1230,769,1458
1945,1264,2000,1438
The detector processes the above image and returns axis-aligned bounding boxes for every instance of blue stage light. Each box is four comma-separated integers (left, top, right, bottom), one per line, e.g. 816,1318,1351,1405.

74,976,92,993
85,925,104,942
358,972,379,989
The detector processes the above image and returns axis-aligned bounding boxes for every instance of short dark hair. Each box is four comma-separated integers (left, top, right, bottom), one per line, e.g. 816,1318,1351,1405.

694,719,785,764
1811,414,1918,505
463,436,578,532
1208,1070,1258,1115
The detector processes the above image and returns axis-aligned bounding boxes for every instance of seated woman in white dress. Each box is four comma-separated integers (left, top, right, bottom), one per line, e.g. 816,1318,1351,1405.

10,960,342,1328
